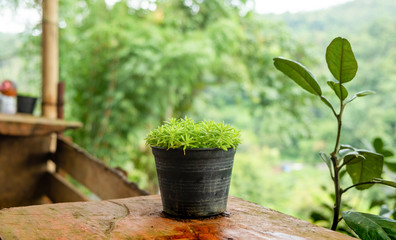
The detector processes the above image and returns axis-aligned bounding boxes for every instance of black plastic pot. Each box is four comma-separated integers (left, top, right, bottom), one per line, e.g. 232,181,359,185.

151,147,236,218
17,95,37,114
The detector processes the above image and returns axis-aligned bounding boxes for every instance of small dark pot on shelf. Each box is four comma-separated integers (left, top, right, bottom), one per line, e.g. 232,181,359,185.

151,146,236,218
17,95,37,114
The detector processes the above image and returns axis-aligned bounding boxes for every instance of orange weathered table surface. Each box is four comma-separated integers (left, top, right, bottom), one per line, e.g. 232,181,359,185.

0,195,356,240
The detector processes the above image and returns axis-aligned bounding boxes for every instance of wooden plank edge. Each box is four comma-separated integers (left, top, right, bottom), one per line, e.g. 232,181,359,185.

0,113,82,128
45,171,90,203
0,113,82,136
53,136,149,199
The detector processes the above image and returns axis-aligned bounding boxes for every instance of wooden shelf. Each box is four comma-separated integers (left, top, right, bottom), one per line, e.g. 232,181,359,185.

0,113,82,136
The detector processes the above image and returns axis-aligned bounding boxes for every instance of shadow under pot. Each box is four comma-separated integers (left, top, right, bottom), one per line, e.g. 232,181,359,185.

151,146,236,218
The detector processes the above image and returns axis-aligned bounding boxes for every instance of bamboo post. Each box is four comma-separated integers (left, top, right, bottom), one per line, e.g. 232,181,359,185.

42,0,59,119
42,0,59,154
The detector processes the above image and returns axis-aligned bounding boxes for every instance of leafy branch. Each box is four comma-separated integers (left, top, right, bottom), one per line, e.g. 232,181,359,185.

273,37,396,236
342,178,396,194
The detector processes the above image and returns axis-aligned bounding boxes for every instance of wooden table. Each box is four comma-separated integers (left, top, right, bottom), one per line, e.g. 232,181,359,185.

0,195,356,239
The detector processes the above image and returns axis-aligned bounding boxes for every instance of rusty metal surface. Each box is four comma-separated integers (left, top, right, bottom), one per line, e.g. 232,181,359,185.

0,195,356,239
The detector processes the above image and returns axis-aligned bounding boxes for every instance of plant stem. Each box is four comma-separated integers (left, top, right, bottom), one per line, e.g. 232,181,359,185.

330,99,345,231
331,167,341,230
331,105,345,157
330,143,342,230
341,180,387,194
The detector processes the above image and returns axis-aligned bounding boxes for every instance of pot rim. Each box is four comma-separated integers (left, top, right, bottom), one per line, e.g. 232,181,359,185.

17,95,39,99
150,146,235,151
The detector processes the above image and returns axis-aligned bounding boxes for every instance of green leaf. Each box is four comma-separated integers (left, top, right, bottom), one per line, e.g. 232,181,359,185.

356,90,376,97
319,152,333,177
346,150,384,190
372,137,394,157
384,161,396,173
340,144,357,151
326,37,358,83
339,169,347,179
310,211,329,222
373,137,385,152
327,80,348,100
273,57,322,96
373,178,396,188
382,150,394,158
320,96,336,114
339,148,353,158
342,211,396,240
379,205,394,218
345,90,375,104
343,151,365,165
370,200,386,210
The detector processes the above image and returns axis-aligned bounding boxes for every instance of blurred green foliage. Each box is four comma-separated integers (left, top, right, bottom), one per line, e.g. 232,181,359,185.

50,0,309,193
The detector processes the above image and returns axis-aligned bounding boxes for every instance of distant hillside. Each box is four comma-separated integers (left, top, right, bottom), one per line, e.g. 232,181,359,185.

279,0,396,33
261,0,396,58
268,0,396,36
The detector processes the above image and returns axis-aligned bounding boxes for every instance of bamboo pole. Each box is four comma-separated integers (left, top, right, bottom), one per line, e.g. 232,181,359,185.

42,0,59,119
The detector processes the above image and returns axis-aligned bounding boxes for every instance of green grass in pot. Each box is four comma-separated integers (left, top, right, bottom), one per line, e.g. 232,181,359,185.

145,117,241,152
